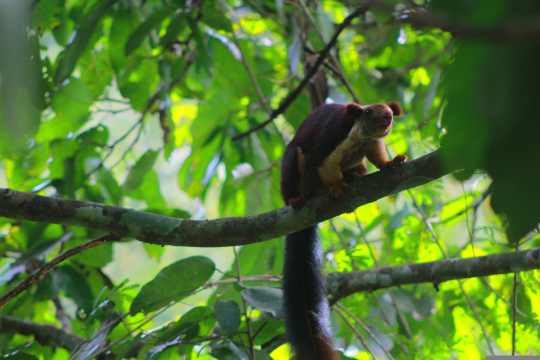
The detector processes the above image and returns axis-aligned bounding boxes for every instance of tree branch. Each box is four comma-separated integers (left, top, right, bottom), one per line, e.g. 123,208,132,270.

2,248,538,352
0,315,84,351
0,150,451,247
232,3,371,141
328,246,540,302
0,234,116,308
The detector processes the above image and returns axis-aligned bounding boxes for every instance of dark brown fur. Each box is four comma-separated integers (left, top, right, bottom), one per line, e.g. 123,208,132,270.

281,102,405,360
281,102,405,206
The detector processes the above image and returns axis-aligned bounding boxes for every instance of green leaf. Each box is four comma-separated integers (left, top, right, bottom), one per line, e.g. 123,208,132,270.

214,300,241,334
178,133,223,197
201,1,232,31
241,287,283,318
127,170,166,208
54,0,117,84
130,256,215,314
143,306,215,357
79,49,113,98
234,242,282,276
109,9,138,72
161,14,188,46
31,0,62,30
143,243,165,260
74,242,113,268
49,139,78,178
36,79,93,142
77,125,109,147
123,150,160,191
125,8,171,56
211,341,249,360
117,60,159,111
284,93,310,128
51,14,74,46
53,265,94,312
250,318,285,346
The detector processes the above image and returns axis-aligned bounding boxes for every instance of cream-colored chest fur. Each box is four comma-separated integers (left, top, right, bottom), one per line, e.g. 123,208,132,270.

318,122,364,188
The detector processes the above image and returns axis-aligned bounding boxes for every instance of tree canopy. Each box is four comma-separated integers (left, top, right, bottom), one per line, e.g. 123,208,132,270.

0,0,539,359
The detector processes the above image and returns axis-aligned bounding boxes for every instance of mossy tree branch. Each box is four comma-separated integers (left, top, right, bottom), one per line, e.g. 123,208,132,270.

0,150,450,247
328,247,540,303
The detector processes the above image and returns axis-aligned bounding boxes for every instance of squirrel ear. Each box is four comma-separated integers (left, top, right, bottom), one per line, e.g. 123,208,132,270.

387,101,404,116
345,103,364,117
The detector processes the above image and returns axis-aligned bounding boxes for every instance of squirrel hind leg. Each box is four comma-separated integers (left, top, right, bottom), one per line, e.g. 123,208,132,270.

318,166,345,198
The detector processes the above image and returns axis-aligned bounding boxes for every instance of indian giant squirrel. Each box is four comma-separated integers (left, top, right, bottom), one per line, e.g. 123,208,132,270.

280,101,405,359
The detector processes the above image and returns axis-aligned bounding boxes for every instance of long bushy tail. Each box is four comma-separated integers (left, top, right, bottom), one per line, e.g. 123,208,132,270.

283,226,338,360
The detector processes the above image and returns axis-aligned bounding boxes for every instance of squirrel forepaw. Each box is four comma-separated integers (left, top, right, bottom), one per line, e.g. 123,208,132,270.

383,155,407,169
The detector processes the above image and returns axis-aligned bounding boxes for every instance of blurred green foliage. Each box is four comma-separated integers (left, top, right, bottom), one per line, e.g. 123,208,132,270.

439,0,540,242
0,0,538,359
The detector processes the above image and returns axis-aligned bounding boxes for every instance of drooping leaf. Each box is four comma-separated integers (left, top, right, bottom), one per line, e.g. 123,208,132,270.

143,243,165,261
123,150,160,192
74,242,113,268
153,306,215,344
241,287,283,318
214,300,241,334
127,170,166,208
79,49,113,98
161,13,188,46
130,256,215,314
201,1,232,32
124,8,171,56
53,265,94,312
36,79,94,142
54,0,117,84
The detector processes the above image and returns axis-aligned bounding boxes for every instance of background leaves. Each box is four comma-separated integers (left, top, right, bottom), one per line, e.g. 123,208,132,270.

0,0,538,359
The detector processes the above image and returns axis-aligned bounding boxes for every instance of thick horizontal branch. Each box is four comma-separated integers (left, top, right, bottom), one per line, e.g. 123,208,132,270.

328,247,540,302
0,150,452,247
0,315,83,350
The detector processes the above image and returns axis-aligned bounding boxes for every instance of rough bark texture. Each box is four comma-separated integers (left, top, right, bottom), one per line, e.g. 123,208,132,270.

0,150,451,247
328,247,540,302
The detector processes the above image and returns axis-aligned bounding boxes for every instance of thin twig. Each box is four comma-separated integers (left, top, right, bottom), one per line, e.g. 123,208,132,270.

353,214,414,343
458,282,495,355
102,305,171,356
230,32,271,113
85,117,145,178
232,4,371,140
409,192,495,355
512,243,520,356
438,183,493,225
203,275,281,289
333,304,378,359
233,246,255,359
337,303,395,359
479,278,526,318
0,233,116,309
296,1,360,101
